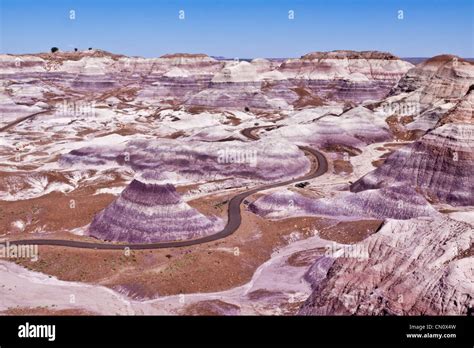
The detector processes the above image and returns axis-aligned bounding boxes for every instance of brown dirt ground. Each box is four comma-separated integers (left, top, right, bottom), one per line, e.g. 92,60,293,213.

371,159,385,167
321,144,362,156
291,87,326,109
386,115,425,141
332,159,353,175
317,219,384,244
180,300,241,315
0,170,125,235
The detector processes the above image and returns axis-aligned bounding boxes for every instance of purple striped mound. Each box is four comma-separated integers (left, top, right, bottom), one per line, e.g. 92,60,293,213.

88,178,221,243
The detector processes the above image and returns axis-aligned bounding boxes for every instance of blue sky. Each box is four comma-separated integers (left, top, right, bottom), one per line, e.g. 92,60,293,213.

1,0,473,58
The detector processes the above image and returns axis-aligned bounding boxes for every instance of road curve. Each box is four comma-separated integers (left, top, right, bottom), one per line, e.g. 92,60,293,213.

8,126,327,250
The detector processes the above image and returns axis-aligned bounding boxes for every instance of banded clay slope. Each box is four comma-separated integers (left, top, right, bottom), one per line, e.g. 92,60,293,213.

299,216,474,315
351,121,474,206
392,55,474,102
184,50,413,108
264,106,392,149
88,177,220,243
249,186,438,221
296,60,474,316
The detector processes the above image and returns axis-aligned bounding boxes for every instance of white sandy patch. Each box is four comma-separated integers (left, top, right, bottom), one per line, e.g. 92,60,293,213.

0,261,136,315
94,187,125,196
448,211,474,226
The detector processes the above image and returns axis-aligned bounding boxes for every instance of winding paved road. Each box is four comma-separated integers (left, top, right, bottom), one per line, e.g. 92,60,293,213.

8,126,327,250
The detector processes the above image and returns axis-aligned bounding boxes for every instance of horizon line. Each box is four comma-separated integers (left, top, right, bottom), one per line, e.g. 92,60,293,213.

2,49,474,61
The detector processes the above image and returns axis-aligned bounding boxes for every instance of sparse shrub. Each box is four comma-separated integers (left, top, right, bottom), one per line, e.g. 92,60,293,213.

51,47,59,53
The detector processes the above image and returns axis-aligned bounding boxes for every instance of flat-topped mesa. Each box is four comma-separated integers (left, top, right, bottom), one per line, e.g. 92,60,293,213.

301,50,400,60
272,50,414,104
88,177,220,243
159,53,219,67
160,53,215,60
37,49,126,61
279,50,413,81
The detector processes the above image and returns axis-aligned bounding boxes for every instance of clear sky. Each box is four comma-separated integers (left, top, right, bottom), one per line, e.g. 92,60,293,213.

1,0,473,58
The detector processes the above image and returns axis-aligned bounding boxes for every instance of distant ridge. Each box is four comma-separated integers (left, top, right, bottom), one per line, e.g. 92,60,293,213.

402,57,474,65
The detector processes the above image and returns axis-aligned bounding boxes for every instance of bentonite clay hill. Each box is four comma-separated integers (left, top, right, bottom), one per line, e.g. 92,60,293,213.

88,177,221,243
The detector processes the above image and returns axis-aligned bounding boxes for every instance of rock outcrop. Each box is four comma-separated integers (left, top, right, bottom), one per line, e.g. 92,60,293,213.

437,89,474,126
391,55,473,103
299,217,474,315
280,50,411,81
